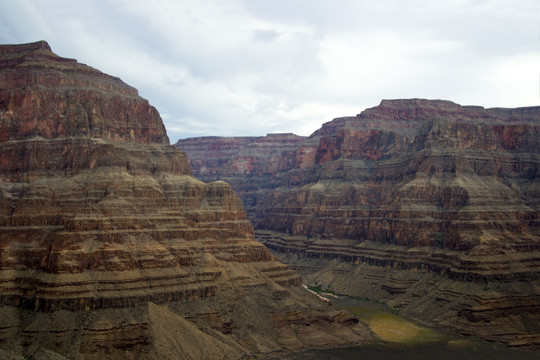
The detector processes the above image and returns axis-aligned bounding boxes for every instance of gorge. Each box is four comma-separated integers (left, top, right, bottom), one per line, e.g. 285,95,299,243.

177,98,540,348
0,41,369,359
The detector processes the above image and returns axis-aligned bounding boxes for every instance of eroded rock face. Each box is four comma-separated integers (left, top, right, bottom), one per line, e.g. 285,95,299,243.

179,98,540,347
0,41,369,359
0,41,168,145
176,133,309,224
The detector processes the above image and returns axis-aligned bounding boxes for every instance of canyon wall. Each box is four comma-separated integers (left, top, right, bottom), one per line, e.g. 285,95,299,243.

178,98,540,347
177,133,308,224
0,41,369,359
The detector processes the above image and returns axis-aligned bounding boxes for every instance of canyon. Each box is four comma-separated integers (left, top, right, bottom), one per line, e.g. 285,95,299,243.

0,41,369,359
177,98,540,348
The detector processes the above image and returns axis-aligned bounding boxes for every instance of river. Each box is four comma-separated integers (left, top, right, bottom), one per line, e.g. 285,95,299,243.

286,296,540,360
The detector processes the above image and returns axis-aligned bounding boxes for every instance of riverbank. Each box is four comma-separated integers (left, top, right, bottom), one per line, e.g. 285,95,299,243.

283,295,540,360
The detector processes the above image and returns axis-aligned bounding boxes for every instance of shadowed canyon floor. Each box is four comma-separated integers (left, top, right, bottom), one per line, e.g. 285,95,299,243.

177,99,540,348
0,41,370,359
285,296,540,360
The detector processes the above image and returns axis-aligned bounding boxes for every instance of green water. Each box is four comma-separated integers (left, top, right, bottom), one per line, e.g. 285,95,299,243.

289,297,540,360
345,303,450,344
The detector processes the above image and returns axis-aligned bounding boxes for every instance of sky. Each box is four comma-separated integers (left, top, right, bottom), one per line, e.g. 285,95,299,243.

1,0,539,142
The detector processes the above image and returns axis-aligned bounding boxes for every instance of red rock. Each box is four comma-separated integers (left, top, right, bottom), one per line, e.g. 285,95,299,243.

0,41,369,359
176,133,309,224
179,98,540,347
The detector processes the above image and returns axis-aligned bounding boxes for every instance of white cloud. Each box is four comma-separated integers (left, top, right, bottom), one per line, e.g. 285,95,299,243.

483,53,540,106
1,0,539,142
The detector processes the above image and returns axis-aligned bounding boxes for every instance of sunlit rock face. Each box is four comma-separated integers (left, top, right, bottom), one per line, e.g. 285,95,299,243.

179,98,540,348
0,41,369,359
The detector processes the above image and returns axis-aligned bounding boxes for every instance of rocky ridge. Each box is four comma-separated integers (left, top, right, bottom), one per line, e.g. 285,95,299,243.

0,41,369,359
177,98,540,347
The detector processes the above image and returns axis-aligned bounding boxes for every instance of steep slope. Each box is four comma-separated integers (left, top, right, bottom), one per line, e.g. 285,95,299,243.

178,99,540,347
0,41,369,359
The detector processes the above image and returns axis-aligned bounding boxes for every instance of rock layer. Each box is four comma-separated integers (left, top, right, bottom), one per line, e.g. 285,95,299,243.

0,41,369,359
177,133,308,224
178,99,540,347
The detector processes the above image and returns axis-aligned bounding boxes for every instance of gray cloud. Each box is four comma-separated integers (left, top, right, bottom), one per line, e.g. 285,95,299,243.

252,29,281,42
1,0,539,142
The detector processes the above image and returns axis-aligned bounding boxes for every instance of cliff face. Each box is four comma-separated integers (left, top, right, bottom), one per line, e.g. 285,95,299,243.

176,133,309,224
0,41,369,359
178,99,540,347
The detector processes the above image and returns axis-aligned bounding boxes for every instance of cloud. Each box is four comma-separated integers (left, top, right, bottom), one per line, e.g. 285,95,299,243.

252,29,281,43
1,0,539,142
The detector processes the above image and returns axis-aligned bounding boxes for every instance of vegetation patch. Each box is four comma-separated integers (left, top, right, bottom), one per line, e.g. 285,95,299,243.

306,284,323,293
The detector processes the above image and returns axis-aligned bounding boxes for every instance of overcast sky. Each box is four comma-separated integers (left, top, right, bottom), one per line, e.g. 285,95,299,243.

1,0,539,142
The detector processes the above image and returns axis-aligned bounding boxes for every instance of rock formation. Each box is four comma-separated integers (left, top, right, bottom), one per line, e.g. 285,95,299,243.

177,133,308,224
0,41,369,359
177,99,540,348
